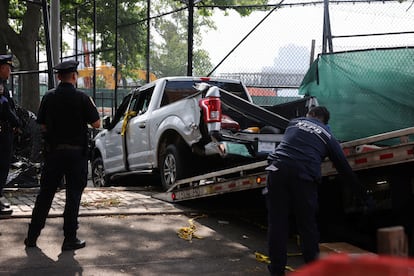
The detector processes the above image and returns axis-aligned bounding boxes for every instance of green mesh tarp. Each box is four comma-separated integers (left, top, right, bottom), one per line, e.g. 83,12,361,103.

299,47,414,142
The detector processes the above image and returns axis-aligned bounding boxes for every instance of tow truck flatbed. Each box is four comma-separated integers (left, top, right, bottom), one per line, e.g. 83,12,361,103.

152,160,268,202
153,127,414,203
322,126,414,175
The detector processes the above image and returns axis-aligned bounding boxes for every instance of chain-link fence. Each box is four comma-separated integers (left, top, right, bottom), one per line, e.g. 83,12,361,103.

12,0,414,117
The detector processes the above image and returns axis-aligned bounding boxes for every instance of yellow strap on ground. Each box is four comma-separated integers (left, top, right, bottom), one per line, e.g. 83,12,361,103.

285,265,295,272
255,252,271,264
177,215,206,241
254,252,296,272
121,111,137,136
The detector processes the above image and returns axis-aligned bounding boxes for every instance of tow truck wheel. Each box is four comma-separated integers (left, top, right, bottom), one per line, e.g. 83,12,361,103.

160,144,187,191
91,156,110,187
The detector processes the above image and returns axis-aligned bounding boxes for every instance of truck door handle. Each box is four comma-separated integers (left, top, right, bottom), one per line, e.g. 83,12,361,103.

139,122,146,128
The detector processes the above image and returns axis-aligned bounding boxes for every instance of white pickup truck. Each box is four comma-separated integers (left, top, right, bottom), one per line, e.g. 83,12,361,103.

90,76,313,190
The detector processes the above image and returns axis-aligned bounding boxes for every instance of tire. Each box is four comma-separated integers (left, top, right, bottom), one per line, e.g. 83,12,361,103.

159,144,189,191
91,156,110,187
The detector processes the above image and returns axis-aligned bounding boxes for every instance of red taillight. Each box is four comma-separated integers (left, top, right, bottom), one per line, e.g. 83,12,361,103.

199,97,222,123
200,77,211,82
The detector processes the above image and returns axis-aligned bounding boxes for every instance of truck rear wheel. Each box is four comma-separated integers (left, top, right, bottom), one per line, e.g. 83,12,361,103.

159,144,188,191
91,156,110,187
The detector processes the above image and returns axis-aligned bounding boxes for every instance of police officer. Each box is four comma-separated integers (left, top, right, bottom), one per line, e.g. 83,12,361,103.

265,106,362,276
0,54,20,216
24,60,100,250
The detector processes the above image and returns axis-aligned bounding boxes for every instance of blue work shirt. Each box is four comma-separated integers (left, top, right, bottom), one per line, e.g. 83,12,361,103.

268,117,355,182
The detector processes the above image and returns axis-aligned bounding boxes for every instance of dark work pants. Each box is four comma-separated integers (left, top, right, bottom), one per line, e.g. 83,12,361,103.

0,128,13,197
29,148,88,240
390,168,414,256
265,161,319,275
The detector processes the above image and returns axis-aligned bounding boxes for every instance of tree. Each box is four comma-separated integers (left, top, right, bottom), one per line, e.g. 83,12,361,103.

1,0,270,111
60,0,147,81
150,0,270,77
151,0,215,77
0,0,42,113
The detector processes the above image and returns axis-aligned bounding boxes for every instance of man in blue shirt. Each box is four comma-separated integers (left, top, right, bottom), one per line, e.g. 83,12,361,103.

265,106,361,276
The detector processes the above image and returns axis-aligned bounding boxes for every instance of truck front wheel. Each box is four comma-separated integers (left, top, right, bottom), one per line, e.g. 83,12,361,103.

91,156,110,187
160,144,187,191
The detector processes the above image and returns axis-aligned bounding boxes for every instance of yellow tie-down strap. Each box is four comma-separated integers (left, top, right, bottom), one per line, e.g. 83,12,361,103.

177,215,206,241
121,111,137,136
254,252,298,272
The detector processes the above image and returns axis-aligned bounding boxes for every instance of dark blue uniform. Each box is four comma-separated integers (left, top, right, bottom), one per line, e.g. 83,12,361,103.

0,85,20,197
0,54,19,214
265,116,359,275
26,60,99,247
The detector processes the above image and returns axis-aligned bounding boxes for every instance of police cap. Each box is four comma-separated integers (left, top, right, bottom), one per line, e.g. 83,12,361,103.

0,54,13,68
54,60,79,74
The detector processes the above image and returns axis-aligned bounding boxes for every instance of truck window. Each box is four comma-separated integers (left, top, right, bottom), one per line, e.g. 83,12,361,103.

161,81,199,107
106,93,132,130
131,87,154,115
160,80,249,108
206,81,249,101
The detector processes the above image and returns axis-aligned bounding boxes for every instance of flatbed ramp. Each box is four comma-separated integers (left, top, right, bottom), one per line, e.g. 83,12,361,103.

152,160,268,202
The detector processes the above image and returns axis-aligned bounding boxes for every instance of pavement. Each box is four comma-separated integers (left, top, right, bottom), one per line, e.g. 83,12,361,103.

2,185,395,275
0,186,275,275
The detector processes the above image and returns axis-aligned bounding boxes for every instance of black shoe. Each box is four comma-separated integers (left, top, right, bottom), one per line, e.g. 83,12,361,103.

0,207,12,216
62,238,86,251
24,238,37,248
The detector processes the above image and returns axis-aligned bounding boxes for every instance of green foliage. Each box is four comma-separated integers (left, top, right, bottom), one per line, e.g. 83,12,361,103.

150,17,188,77
8,0,26,33
6,0,269,82
150,0,214,76
193,49,213,76
61,0,147,76
59,0,271,78
9,0,25,18
198,0,271,16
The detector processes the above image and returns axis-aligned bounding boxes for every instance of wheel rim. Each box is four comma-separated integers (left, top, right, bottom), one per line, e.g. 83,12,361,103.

163,153,176,187
92,161,106,187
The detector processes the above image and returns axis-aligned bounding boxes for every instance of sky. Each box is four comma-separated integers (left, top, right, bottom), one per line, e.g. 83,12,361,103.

199,1,414,73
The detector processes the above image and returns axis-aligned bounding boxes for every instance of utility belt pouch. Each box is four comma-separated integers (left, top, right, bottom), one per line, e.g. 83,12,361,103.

0,121,10,133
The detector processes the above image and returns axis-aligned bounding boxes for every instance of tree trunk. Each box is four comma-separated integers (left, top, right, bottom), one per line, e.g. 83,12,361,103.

19,53,40,113
0,1,42,113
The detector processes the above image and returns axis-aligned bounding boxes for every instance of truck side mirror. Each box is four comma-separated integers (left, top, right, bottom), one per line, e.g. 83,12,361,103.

102,116,111,129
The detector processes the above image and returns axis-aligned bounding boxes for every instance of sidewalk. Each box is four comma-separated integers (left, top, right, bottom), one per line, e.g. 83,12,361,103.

3,186,189,218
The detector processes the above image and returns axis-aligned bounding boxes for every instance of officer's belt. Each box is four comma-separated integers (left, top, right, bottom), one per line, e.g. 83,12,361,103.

55,144,84,150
